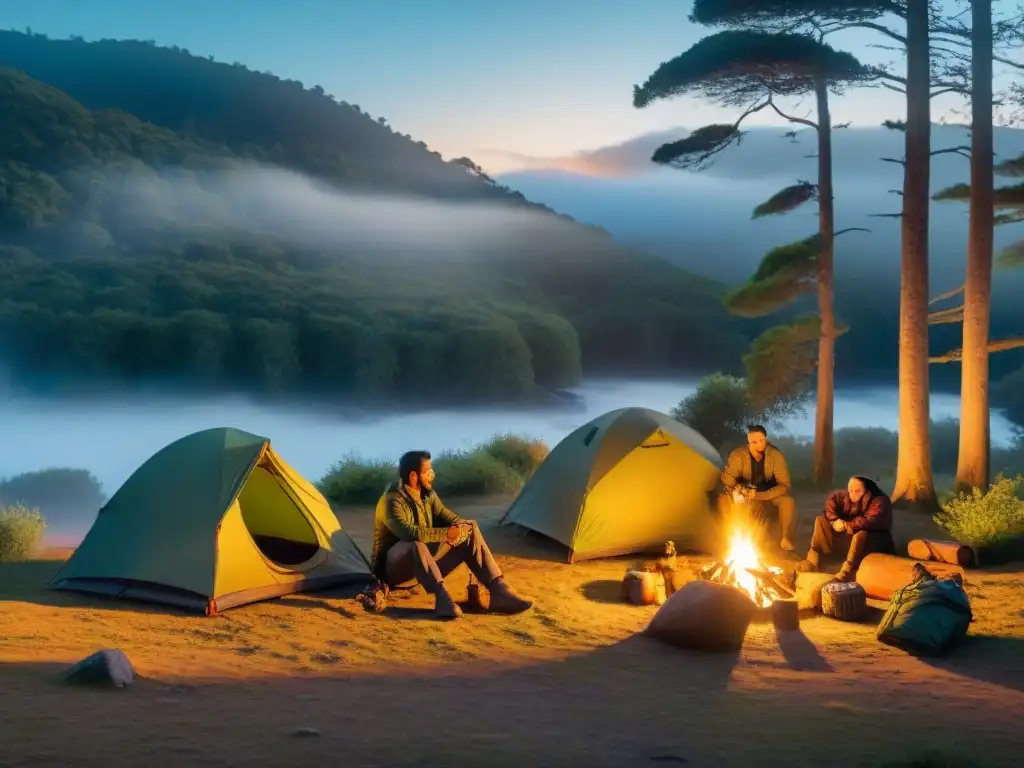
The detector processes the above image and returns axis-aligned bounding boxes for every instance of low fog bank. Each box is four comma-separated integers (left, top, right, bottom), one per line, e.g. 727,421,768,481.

99,162,603,258
496,125,1024,292
2,379,1017,547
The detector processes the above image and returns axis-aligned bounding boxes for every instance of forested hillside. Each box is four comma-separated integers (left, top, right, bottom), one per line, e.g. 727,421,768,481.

0,31,750,403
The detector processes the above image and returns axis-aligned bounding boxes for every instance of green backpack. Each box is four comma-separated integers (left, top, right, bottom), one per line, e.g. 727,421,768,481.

876,564,973,656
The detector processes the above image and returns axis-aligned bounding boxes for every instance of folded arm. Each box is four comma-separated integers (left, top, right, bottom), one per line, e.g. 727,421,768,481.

823,491,844,522
430,494,464,528
847,495,893,533
383,496,451,544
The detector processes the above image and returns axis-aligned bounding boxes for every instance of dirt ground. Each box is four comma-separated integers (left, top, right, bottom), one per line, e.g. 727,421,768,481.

1,494,1022,768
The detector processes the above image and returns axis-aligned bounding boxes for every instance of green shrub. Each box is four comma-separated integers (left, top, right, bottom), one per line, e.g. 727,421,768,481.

0,504,47,562
934,475,1024,550
318,434,550,505
317,454,395,506
480,433,549,479
433,449,524,497
671,373,806,453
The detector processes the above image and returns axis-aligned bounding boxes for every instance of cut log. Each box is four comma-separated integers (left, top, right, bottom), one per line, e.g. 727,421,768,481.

794,572,837,611
771,598,800,631
856,554,966,601
821,582,868,621
906,539,977,568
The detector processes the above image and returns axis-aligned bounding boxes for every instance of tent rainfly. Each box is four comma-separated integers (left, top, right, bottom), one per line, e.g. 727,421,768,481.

500,407,723,562
47,427,372,614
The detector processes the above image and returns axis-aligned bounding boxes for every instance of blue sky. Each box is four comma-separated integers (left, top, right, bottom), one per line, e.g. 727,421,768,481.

0,0,987,171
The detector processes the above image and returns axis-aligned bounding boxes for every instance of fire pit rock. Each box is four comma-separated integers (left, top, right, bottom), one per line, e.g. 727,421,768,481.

645,580,756,653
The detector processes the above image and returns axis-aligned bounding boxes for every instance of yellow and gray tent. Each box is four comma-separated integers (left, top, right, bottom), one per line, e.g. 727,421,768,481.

47,427,372,614
500,407,722,562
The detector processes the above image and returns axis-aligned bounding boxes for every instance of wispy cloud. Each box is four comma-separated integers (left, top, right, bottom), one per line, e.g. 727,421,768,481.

472,129,687,177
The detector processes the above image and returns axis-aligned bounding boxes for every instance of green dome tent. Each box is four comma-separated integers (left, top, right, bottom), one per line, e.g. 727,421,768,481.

500,408,723,562
47,427,372,614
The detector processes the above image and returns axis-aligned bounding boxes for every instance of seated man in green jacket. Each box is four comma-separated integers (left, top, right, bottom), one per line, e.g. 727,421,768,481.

717,424,798,552
370,450,533,620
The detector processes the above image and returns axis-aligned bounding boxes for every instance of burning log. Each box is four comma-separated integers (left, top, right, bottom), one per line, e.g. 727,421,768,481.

745,567,796,599
698,530,791,609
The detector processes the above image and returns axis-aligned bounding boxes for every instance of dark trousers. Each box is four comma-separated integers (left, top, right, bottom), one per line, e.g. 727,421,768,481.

809,514,895,571
385,522,502,594
716,492,798,542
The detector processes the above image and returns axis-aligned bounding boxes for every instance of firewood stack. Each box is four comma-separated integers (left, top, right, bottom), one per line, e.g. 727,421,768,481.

697,560,796,609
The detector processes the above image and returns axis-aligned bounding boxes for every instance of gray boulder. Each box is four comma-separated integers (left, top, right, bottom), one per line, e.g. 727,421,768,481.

63,649,135,688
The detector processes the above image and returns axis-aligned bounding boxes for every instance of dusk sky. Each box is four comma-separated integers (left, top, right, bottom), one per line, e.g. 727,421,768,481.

0,0,1001,172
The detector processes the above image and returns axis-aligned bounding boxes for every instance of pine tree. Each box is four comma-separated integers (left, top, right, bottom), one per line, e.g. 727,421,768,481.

632,27,873,486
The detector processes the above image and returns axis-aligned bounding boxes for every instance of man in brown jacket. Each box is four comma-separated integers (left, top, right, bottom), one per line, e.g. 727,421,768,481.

718,425,797,552
370,450,533,620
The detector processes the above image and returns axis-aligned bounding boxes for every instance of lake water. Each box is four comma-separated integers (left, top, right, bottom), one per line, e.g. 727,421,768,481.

2,378,1016,499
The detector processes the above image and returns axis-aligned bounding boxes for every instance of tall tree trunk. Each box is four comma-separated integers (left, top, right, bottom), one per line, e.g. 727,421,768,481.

814,78,836,488
892,0,936,506
955,0,994,493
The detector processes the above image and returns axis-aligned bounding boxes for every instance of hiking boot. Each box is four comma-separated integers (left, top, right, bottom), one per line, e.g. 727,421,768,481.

793,559,818,573
487,578,533,615
434,584,463,620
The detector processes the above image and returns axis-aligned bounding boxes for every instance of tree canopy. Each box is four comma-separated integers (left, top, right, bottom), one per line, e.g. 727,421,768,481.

0,34,753,403
689,0,899,28
633,30,873,110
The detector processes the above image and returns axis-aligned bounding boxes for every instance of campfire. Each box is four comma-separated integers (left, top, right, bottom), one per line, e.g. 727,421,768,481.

698,528,795,609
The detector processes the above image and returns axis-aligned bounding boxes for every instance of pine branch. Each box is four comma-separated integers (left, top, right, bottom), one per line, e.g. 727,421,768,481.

767,99,819,129
994,212,1024,226
929,283,965,305
934,182,1024,206
990,337,1024,354
752,181,818,218
651,99,771,169
996,154,1024,177
836,20,907,45
933,183,969,202
750,233,821,283
882,119,907,131
930,145,970,159
997,240,1024,269
724,274,815,318
930,337,1024,364
742,314,825,411
928,305,964,325
994,55,1024,71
